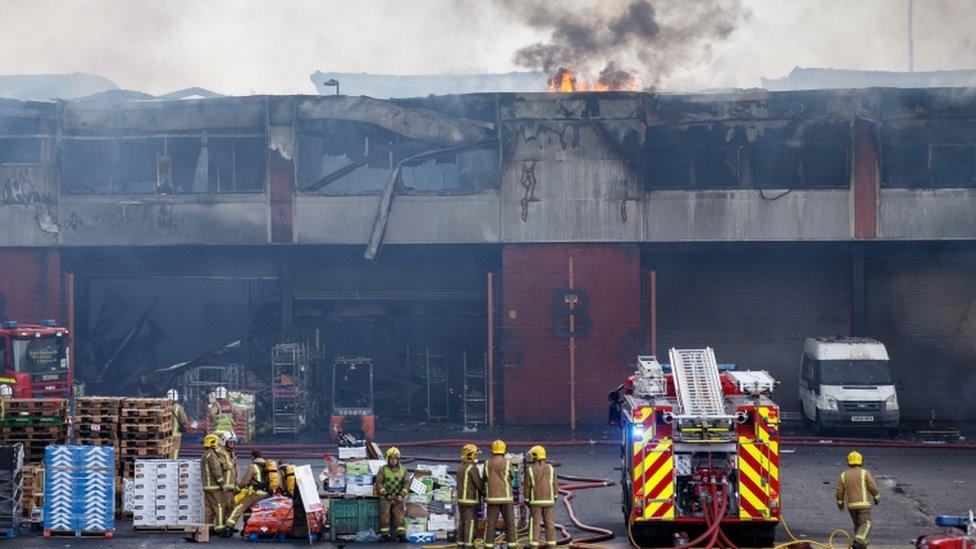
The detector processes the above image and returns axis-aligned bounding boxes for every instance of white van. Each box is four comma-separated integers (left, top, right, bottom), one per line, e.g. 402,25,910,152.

798,337,899,436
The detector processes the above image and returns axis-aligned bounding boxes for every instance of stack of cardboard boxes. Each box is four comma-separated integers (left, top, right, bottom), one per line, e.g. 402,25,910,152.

405,464,456,541
131,459,203,530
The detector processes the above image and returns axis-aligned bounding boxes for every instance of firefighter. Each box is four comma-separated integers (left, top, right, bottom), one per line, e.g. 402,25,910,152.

201,434,225,532
215,431,240,537
836,451,881,549
225,450,269,530
525,445,557,549
483,439,517,549
0,383,12,419
167,389,193,459
376,446,409,542
207,386,235,434
456,444,483,549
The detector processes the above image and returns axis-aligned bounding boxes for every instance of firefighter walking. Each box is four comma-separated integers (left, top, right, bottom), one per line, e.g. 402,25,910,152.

225,450,269,530
201,434,225,531
836,451,881,549
525,446,557,549
376,447,409,542
167,389,192,458
483,439,517,549
456,444,483,549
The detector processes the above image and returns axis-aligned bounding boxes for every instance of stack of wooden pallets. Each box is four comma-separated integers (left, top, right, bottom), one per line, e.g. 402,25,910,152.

0,399,67,464
21,464,43,522
118,399,173,480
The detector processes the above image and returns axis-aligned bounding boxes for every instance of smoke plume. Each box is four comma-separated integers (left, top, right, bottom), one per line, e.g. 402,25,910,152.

503,0,750,90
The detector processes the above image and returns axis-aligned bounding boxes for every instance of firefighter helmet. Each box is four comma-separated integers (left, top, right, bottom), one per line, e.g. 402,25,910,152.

0,384,12,399
461,444,478,461
220,431,237,447
847,451,863,466
386,447,401,460
528,445,547,461
203,434,220,448
166,389,179,402
214,386,228,400
491,439,506,455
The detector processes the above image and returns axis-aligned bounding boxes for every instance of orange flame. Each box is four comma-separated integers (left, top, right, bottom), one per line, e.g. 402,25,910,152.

547,67,640,92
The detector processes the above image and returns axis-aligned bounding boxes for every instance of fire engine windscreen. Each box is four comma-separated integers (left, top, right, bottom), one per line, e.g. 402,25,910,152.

13,337,66,374
818,360,892,385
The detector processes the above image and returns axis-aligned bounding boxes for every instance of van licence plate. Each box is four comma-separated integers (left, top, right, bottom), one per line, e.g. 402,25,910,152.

851,415,874,422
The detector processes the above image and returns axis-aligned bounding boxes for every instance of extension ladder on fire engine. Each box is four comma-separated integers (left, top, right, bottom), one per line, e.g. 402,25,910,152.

669,348,726,418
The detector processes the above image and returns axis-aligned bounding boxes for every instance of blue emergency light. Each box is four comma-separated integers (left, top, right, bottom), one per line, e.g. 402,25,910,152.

0,321,18,329
935,515,968,528
39,319,57,327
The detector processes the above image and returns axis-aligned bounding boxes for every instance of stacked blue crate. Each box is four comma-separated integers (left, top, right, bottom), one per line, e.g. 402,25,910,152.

43,445,114,537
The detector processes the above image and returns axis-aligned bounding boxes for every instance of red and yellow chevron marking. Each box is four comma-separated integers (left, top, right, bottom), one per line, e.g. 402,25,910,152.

738,406,780,521
632,434,674,520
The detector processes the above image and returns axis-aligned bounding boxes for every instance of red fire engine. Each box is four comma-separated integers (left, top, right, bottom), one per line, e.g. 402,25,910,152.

609,348,780,547
0,320,72,398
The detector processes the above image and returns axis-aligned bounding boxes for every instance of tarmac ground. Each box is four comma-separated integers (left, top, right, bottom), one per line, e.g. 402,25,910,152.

8,422,975,548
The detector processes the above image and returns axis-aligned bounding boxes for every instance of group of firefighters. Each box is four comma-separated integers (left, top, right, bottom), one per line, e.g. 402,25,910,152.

373,439,558,549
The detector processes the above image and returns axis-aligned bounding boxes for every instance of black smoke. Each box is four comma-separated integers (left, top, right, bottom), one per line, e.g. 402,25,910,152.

503,0,750,90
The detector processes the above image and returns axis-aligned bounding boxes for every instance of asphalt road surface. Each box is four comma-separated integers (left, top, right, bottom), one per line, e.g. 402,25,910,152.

8,441,973,548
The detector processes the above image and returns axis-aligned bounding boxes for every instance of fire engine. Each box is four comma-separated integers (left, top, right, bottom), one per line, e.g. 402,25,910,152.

609,348,780,547
0,320,72,398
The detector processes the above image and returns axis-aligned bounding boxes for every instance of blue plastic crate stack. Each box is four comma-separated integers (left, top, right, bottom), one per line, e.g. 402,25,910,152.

0,444,24,539
43,445,115,538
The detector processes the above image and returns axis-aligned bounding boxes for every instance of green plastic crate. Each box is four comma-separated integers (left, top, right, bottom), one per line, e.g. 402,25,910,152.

329,498,380,541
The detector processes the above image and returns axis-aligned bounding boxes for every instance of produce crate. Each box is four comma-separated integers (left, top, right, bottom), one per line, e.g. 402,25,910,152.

328,497,380,541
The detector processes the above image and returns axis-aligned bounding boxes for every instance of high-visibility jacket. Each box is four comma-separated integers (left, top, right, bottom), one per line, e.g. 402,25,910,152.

482,455,513,504
201,448,223,491
376,464,409,498
216,447,238,491
525,461,556,507
208,400,234,434
171,403,190,437
240,458,267,493
836,466,881,510
456,461,483,506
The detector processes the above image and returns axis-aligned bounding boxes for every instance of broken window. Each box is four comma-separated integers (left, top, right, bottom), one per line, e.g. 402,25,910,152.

63,135,266,194
0,138,45,164
297,119,498,195
882,121,976,188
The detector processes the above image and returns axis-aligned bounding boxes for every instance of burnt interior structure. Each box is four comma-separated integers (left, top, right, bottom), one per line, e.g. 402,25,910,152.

3,88,976,423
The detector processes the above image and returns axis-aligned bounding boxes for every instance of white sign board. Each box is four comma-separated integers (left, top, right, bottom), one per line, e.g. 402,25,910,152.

294,464,323,512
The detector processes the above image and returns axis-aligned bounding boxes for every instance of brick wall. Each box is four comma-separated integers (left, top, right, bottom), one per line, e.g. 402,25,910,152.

501,244,640,424
0,248,62,323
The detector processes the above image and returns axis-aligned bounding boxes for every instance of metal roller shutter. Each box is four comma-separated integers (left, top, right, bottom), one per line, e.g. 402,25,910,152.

651,248,852,418
865,249,976,421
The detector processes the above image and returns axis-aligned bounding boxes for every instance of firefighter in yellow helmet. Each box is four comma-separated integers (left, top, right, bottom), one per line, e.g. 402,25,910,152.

225,449,269,531
836,451,881,549
483,440,517,549
201,434,225,532
525,446,557,548
376,447,410,542
456,444,483,549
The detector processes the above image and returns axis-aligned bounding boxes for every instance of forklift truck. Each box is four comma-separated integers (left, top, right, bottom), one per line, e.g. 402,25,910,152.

329,357,375,441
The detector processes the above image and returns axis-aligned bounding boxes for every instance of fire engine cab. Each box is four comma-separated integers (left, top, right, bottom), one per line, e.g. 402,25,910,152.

609,348,780,547
0,320,72,398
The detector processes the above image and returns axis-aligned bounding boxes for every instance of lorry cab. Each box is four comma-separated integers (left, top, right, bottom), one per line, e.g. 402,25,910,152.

798,337,899,436
0,320,72,398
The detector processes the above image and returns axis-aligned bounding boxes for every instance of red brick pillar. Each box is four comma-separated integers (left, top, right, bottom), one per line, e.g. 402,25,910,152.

501,244,640,424
0,248,62,323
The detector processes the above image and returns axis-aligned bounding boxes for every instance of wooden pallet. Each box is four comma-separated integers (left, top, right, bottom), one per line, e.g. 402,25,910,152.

121,418,170,431
5,398,66,411
122,398,169,408
120,445,173,457
133,525,185,532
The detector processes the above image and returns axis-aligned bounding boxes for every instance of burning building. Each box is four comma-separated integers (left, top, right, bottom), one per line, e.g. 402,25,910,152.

2,86,976,423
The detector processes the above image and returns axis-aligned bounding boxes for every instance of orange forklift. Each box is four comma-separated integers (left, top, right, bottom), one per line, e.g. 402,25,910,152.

329,357,375,441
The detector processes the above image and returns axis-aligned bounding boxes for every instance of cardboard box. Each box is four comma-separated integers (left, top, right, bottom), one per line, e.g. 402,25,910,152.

345,484,375,497
406,502,429,519
184,523,210,543
345,474,373,486
344,461,370,475
338,446,367,460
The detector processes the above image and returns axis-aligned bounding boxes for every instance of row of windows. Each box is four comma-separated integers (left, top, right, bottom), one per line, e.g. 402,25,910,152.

4,129,976,193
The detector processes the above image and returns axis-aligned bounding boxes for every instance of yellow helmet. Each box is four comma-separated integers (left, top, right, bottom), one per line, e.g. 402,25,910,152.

528,445,547,461
847,451,863,466
491,439,506,455
203,434,219,449
386,447,401,460
264,459,279,471
461,444,478,461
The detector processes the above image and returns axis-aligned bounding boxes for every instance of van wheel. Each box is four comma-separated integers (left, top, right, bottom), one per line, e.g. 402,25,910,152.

815,412,827,435
799,402,813,429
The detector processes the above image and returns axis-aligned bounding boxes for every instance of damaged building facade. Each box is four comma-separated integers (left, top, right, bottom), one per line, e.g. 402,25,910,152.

2,88,976,423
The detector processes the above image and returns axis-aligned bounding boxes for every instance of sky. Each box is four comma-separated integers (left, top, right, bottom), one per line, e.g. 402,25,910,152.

0,0,974,95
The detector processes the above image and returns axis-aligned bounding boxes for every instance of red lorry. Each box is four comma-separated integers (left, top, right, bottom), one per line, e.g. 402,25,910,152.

0,320,72,398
